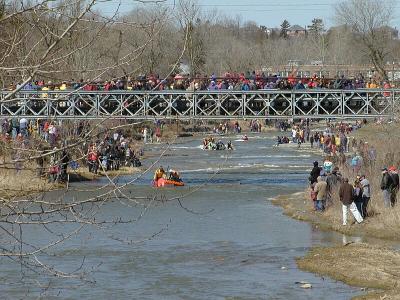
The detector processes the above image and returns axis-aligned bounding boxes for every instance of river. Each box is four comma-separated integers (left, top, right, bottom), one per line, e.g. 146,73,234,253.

0,133,363,299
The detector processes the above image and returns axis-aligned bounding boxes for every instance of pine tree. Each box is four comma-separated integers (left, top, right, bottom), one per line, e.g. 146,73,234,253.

308,18,324,35
0,0,4,18
280,20,290,38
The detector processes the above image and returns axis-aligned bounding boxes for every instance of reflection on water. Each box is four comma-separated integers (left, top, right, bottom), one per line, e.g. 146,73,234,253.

0,133,363,299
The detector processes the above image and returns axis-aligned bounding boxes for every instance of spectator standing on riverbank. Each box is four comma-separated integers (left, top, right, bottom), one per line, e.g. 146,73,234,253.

360,175,371,218
310,182,318,210
88,145,98,174
326,167,341,206
381,168,394,208
389,166,399,207
351,153,362,174
309,161,320,185
339,178,363,226
310,135,314,148
314,176,327,211
323,159,333,173
353,178,363,216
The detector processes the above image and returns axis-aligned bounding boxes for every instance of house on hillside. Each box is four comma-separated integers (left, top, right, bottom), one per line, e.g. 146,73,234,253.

287,25,306,37
379,26,399,39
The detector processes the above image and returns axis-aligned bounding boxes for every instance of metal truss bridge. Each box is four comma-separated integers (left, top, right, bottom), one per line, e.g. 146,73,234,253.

0,89,398,120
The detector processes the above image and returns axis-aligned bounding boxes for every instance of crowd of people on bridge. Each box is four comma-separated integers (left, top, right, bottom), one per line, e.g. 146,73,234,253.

4,71,395,93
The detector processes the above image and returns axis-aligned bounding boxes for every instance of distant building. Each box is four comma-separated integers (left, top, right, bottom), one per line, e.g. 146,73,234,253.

379,26,399,39
260,26,282,38
287,25,306,37
179,62,190,75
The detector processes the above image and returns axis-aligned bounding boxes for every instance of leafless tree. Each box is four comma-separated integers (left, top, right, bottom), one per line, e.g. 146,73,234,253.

176,0,205,77
0,0,196,294
335,0,395,79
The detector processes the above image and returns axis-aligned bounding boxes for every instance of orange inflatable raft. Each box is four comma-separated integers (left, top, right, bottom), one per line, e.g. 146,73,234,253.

153,178,185,187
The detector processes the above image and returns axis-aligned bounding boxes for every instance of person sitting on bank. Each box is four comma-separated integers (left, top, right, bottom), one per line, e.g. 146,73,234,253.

154,166,165,181
339,178,364,226
168,169,181,182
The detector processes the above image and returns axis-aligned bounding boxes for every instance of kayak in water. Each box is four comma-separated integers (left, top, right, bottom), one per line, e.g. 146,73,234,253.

235,135,249,142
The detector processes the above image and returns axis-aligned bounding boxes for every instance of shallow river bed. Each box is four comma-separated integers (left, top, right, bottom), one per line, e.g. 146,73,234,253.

0,134,364,299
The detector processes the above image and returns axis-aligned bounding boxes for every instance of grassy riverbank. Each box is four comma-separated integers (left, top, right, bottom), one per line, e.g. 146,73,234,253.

0,168,63,199
70,166,143,181
0,166,143,200
271,191,400,241
272,122,400,299
297,244,400,299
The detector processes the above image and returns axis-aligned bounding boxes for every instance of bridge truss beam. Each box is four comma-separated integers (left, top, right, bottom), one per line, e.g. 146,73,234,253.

0,90,398,120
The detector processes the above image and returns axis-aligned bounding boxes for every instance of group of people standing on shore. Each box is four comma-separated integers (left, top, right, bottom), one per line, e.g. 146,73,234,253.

86,132,142,175
0,116,145,182
309,161,369,225
1,118,63,147
307,120,400,226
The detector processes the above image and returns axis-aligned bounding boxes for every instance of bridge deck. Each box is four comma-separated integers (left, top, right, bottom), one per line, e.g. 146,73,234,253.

0,89,398,120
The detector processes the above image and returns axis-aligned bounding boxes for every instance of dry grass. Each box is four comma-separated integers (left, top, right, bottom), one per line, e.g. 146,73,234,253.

321,123,400,238
272,123,400,299
71,166,142,181
276,123,400,240
0,167,61,199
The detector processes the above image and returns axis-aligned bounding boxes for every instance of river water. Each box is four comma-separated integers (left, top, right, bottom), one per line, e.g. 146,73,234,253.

0,133,363,299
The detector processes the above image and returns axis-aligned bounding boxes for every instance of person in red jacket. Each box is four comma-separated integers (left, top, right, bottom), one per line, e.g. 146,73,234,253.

87,145,98,174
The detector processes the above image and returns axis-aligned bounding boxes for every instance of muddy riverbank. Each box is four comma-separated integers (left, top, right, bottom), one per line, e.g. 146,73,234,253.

272,192,400,299
272,123,400,299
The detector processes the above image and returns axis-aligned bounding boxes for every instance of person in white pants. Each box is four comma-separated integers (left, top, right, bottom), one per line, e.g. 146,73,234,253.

339,178,364,226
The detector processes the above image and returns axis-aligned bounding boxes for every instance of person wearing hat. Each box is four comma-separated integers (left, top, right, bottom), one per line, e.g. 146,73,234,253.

389,166,399,207
381,167,394,208
339,178,363,226
323,159,333,174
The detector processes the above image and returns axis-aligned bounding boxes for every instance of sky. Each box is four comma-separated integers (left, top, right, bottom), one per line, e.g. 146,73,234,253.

99,0,400,28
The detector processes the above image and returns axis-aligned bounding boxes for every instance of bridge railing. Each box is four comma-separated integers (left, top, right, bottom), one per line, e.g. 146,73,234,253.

0,89,398,119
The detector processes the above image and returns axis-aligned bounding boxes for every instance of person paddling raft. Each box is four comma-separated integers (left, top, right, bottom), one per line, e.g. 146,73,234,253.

168,169,182,182
153,166,166,181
